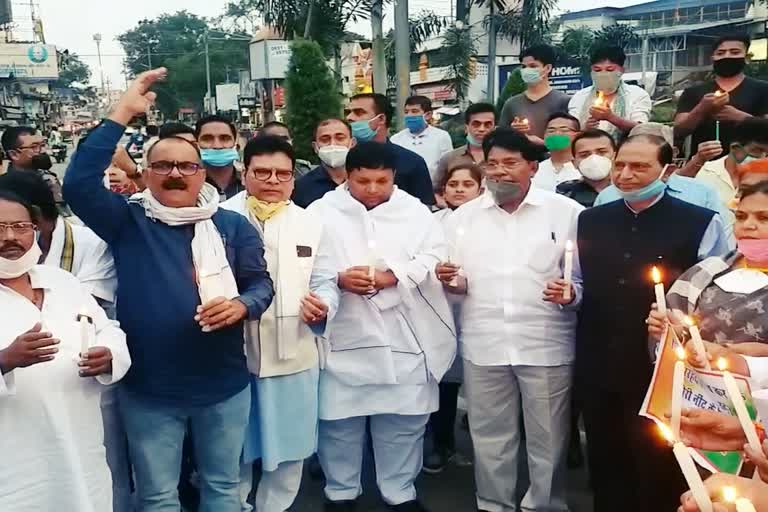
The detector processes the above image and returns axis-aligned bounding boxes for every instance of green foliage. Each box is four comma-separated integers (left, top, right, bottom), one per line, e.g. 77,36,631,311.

496,68,526,110
284,40,343,161
384,11,450,87
53,52,91,89
118,11,249,116
479,0,558,50
592,24,640,52
442,25,478,102
747,62,768,81
558,27,594,66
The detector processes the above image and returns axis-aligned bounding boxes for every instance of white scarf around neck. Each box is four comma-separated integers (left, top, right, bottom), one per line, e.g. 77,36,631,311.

130,182,239,303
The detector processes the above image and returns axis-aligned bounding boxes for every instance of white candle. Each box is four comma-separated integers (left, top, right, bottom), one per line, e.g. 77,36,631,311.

652,266,667,315
449,227,465,287
724,487,758,512
367,239,377,280
199,269,226,304
77,309,93,358
684,316,711,370
562,240,574,301
671,346,686,441
718,358,762,453
660,424,713,512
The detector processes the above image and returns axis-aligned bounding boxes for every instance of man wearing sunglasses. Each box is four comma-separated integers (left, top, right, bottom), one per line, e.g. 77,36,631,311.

222,135,331,512
1,126,66,215
63,68,275,512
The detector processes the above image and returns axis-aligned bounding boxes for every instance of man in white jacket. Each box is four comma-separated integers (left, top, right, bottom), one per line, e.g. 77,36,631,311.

308,141,457,512
222,135,334,512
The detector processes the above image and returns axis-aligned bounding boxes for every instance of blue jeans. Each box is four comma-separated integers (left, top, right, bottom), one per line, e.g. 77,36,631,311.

119,386,251,512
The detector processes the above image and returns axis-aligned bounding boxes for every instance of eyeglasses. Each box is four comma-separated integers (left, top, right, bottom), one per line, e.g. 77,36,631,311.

250,167,294,182
0,222,35,235
16,142,48,153
147,160,203,176
482,161,526,173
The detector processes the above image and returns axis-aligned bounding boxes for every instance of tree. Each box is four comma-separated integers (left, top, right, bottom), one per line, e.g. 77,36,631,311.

284,40,343,161
118,11,250,116
441,24,478,103
384,10,450,87
496,68,525,111
53,52,91,89
557,27,595,66
478,0,558,51
592,24,640,51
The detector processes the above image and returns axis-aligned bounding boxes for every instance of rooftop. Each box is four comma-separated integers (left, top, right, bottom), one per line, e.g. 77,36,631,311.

560,0,741,20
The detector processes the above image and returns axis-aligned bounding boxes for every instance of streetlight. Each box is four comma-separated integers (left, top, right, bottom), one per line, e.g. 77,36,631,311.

201,29,252,115
93,33,105,93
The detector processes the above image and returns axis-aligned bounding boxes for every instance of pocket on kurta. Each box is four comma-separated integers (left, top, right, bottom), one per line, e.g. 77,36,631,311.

325,346,398,385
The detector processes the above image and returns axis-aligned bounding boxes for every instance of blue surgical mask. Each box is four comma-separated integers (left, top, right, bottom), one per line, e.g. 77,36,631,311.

404,114,427,134
350,115,381,142
616,165,668,203
201,147,239,168
467,134,482,147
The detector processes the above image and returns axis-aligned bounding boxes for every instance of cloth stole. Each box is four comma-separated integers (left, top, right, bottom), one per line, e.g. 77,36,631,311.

59,220,75,273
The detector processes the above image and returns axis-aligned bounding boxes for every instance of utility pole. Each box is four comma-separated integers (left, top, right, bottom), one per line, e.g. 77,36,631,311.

147,46,152,69
486,1,497,103
641,36,649,91
371,0,387,94
93,33,105,93
394,0,410,130
204,29,213,114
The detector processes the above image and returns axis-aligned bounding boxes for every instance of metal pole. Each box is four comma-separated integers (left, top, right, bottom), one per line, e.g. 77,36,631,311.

486,1,497,103
394,0,410,130
641,36,649,91
147,46,152,69
205,31,213,114
371,0,387,94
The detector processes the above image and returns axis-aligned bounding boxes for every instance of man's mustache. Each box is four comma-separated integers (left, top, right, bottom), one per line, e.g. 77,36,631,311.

0,241,25,255
161,178,188,190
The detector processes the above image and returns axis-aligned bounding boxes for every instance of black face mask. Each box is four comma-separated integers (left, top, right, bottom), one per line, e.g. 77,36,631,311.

30,153,52,171
713,57,746,78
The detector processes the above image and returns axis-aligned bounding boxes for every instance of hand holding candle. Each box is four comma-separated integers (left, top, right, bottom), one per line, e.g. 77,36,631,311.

449,227,465,287
562,240,574,301
367,239,377,281
671,346,687,441
77,308,94,360
723,487,758,512
684,316,711,370
660,424,714,512
652,266,667,316
718,358,763,454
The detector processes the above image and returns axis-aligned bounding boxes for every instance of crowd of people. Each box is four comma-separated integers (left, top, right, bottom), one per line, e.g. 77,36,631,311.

2,32,768,512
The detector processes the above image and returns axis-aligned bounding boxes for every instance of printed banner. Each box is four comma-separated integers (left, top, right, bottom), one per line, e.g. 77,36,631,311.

640,327,758,474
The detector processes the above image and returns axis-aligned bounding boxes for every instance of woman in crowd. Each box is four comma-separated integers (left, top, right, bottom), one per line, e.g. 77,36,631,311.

424,163,482,473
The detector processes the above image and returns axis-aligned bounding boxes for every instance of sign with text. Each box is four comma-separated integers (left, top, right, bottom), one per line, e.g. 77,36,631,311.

0,44,58,79
250,40,292,80
640,329,757,474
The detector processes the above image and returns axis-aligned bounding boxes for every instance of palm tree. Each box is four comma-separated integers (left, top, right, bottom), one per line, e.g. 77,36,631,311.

441,23,479,103
592,24,640,51
558,26,595,66
383,10,450,88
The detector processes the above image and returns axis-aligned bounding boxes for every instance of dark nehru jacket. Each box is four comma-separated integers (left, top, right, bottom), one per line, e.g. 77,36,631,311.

577,194,715,394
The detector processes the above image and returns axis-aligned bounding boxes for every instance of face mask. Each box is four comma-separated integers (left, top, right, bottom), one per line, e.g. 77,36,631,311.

578,154,613,181
0,241,42,279
713,57,746,78
591,70,622,94
467,134,482,147
486,179,524,205
201,148,239,168
317,145,349,168
520,67,543,85
615,164,668,203
350,115,381,142
738,238,768,263
731,145,758,165
31,153,53,171
404,114,427,134
544,134,572,152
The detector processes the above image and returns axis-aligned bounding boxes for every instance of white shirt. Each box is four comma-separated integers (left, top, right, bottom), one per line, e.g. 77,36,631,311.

696,155,737,207
568,84,652,138
0,265,130,511
532,159,581,191
391,125,454,180
445,188,584,367
43,217,117,303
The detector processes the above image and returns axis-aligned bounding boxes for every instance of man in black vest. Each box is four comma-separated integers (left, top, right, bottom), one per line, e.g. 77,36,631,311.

575,134,730,512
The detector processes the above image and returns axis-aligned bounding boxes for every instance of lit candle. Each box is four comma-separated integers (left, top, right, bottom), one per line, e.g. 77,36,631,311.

77,308,94,359
367,239,377,280
684,316,711,370
522,118,529,126
723,487,758,512
198,268,225,304
562,240,574,301
594,91,605,107
718,358,762,453
652,266,667,316
714,91,723,141
671,346,686,441
660,424,713,512
449,227,465,287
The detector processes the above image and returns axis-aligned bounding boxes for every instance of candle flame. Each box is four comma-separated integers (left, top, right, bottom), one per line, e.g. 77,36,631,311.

675,346,686,360
565,240,574,251
522,118,529,125
595,91,605,106
658,423,674,443
651,266,662,284
683,316,694,327
715,90,723,97
368,239,376,250
717,357,728,371
722,486,738,503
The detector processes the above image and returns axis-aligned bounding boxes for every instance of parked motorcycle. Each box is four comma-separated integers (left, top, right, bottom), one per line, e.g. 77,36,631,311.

52,143,68,163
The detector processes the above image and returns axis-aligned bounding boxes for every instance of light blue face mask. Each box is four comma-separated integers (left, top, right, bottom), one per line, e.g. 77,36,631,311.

466,133,482,147
350,115,381,142
616,165,668,203
201,147,239,168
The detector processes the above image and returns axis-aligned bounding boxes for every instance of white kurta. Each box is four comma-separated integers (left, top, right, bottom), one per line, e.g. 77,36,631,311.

308,186,457,421
43,216,117,303
0,265,130,512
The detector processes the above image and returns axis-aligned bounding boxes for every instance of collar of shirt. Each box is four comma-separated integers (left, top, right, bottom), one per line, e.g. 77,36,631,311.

206,168,242,192
26,266,53,291
700,155,734,189
479,185,545,211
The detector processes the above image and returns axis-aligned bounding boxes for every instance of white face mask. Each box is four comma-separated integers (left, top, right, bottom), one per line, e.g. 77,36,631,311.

0,241,42,279
578,154,613,181
317,145,350,169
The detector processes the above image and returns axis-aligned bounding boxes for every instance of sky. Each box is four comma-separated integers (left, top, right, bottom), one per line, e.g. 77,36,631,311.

32,0,644,90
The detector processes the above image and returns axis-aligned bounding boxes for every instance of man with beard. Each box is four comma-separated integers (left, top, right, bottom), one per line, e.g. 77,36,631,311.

1,126,67,215
675,34,768,156
63,68,275,512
